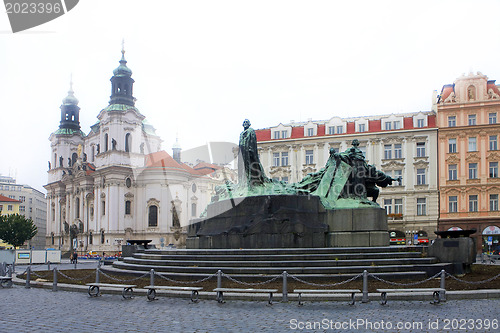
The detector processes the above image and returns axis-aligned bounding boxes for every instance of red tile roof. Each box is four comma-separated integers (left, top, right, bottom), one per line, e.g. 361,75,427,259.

144,151,212,176
0,194,20,203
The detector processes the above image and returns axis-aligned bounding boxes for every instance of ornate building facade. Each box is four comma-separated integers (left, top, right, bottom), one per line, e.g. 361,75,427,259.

256,111,439,244
437,72,500,252
45,50,222,253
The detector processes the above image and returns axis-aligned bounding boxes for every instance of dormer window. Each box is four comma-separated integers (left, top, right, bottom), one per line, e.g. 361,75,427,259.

358,124,366,132
307,128,314,136
417,119,424,128
385,122,392,130
281,130,288,139
274,131,280,139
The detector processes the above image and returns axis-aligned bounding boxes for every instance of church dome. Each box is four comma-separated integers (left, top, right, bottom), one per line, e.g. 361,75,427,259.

62,89,79,105
113,50,132,77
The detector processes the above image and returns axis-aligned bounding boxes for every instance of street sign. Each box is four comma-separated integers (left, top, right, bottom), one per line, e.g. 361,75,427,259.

487,236,493,246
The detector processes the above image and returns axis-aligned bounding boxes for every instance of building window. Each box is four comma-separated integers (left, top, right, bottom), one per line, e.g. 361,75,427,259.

273,153,280,167
102,201,106,215
393,121,401,130
7,205,13,211
490,136,498,151
273,131,280,139
75,197,80,218
281,152,289,166
468,114,477,126
384,145,392,159
19,196,25,202
490,162,499,178
191,203,197,217
384,199,392,214
148,205,158,227
394,199,403,214
448,164,457,180
469,195,478,212
328,126,335,135
417,119,424,128
385,122,392,130
89,231,93,245
307,128,314,137
489,112,497,124
490,194,499,211
125,200,131,215
305,150,314,165
448,116,456,127
416,142,426,157
416,168,426,185
0,205,2,212
468,137,477,151
394,144,402,158
449,138,457,153
394,170,403,185
8,195,15,199
416,198,426,216
104,133,109,152
125,133,132,152
336,125,343,134
281,130,287,139
358,123,366,132
282,176,289,183
20,206,25,212
101,230,105,244
469,163,478,179
449,196,458,213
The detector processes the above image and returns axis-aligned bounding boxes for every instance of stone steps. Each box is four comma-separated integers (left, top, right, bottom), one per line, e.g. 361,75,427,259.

122,257,437,268
110,246,448,280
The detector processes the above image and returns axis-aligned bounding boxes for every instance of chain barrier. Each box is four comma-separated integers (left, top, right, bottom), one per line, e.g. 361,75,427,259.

57,270,95,281
221,272,282,286
368,271,442,286
30,271,51,279
288,273,362,287
445,271,500,285
97,269,149,283
155,272,217,284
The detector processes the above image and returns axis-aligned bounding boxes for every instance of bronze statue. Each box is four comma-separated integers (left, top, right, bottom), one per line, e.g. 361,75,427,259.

238,119,270,187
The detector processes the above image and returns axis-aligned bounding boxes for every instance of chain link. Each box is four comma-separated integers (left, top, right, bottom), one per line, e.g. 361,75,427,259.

221,272,282,286
57,270,96,281
445,271,500,285
288,273,362,287
97,269,149,282
368,271,442,286
155,272,216,284
30,271,51,279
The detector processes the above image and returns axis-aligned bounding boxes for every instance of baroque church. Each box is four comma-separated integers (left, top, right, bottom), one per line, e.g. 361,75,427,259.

45,49,227,253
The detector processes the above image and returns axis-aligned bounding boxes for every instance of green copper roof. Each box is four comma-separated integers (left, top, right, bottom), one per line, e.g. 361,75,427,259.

54,128,86,136
103,104,139,112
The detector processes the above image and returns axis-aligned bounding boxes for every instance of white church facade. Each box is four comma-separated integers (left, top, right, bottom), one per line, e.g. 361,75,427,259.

45,49,225,253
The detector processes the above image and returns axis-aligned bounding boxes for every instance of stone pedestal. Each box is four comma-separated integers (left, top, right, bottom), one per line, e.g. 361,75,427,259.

187,195,389,249
428,237,476,274
325,207,389,247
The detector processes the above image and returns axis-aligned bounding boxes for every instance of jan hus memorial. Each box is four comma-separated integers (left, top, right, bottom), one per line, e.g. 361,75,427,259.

187,119,396,249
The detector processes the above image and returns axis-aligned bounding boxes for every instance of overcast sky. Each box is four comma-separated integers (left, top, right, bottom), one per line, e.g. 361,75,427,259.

1,0,500,193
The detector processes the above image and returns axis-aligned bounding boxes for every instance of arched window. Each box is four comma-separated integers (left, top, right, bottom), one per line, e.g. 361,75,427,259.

148,205,158,227
104,133,109,152
75,197,80,218
191,203,197,217
125,200,131,215
125,133,131,152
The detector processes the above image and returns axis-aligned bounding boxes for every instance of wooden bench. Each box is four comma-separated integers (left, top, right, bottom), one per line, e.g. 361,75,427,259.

144,285,203,302
213,288,278,305
0,276,13,288
86,283,137,299
293,289,361,305
376,288,446,305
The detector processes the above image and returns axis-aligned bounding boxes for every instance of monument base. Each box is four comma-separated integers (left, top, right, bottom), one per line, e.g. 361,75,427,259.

187,195,389,249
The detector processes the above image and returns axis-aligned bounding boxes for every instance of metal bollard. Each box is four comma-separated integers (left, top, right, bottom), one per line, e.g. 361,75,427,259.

217,270,222,289
95,268,100,284
362,270,369,303
150,269,155,287
440,269,446,301
53,267,58,292
47,261,51,271
282,271,288,302
25,266,31,289
74,260,77,269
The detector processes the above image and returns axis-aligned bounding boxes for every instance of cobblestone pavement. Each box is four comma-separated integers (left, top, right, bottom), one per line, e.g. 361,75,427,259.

1,286,499,332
